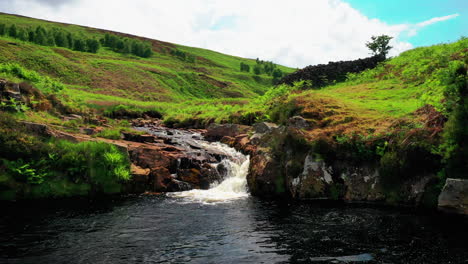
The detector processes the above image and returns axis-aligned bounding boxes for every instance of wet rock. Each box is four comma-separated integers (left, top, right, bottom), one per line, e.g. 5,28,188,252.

253,122,278,134
167,180,192,192
204,123,251,141
247,153,285,197
288,154,331,199
438,178,468,215
200,164,222,189
216,163,228,178
288,116,312,130
178,168,203,188
126,164,151,193
131,164,150,178
149,167,173,191
130,146,177,170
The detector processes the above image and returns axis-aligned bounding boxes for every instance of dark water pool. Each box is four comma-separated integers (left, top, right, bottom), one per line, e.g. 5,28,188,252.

1,196,467,264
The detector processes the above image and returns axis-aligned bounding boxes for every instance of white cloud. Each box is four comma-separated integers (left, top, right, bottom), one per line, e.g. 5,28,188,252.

407,13,460,37
0,0,460,67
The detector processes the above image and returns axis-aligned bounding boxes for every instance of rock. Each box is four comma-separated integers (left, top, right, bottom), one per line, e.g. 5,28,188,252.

288,154,331,199
247,153,285,197
149,167,173,191
220,136,235,145
288,116,312,130
131,163,150,178
130,146,177,171
253,122,278,134
62,114,83,122
178,168,203,188
167,179,192,192
204,123,251,141
69,114,83,120
438,178,468,215
249,133,263,145
0,80,21,102
122,132,156,143
81,127,102,135
20,121,51,136
126,164,151,193
200,164,222,189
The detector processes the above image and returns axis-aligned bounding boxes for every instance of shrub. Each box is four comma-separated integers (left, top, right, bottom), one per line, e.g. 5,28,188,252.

53,140,130,189
95,129,122,140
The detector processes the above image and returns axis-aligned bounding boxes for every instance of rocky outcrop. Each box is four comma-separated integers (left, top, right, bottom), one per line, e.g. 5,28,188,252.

438,178,468,215
241,122,439,206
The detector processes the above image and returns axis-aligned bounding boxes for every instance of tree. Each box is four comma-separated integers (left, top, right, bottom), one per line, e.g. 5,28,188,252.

141,46,153,58
240,62,250,72
73,38,86,51
54,31,67,48
0,24,6,35
34,26,47,45
366,35,393,58
28,30,35,42
17,28,28,41
86,38,100,53
253,64,262,75
272,68,283,79
8,24,17,38
67,33,74,49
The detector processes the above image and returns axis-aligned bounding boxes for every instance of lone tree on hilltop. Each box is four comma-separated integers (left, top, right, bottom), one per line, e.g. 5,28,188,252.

366,35,393,58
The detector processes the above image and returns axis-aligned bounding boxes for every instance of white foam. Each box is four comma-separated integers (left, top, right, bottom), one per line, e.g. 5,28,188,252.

170,155,250,204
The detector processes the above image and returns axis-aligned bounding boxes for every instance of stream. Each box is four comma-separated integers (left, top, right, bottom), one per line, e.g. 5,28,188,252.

1,128,467,263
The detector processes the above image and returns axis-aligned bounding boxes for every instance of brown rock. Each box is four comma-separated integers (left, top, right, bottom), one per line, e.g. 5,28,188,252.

204,123,251,141
149,167,173,191
129,146,177,170
178,168,202,188
247,153,285,197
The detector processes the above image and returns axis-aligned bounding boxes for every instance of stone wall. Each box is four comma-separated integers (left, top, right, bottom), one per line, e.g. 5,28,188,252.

278,55,385,88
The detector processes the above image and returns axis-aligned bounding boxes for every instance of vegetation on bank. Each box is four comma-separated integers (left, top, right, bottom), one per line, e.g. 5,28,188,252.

0,113,130,200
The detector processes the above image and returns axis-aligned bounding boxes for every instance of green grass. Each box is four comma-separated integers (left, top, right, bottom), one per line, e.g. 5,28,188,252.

0,13,294,104
290,37,467,120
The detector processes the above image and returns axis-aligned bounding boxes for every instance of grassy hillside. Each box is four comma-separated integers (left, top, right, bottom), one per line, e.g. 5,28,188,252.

0,13,294,105
0,12,466,201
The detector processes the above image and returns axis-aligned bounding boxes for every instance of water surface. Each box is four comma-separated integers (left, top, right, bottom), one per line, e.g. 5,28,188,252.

1,196,467,264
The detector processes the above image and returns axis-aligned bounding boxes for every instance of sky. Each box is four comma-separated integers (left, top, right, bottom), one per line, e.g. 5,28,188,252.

0,0,466,68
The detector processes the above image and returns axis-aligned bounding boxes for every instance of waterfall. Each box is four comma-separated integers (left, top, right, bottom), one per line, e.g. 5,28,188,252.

170,149,250,204
136,126,251,204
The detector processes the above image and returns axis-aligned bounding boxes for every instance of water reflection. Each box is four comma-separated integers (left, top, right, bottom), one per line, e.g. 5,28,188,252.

1,197,467,263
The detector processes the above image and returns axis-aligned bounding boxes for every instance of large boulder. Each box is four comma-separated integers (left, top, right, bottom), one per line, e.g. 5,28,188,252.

288,116,312,130
438,178,468,215
253,122,278,134
204,123,251,141
247,152,286,197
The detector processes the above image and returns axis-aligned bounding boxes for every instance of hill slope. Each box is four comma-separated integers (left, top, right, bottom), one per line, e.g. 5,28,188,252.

0,13,294,105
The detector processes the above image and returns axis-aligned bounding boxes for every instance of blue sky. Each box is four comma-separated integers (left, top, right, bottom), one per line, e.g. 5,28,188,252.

1,0,466,67
345,0,467,46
